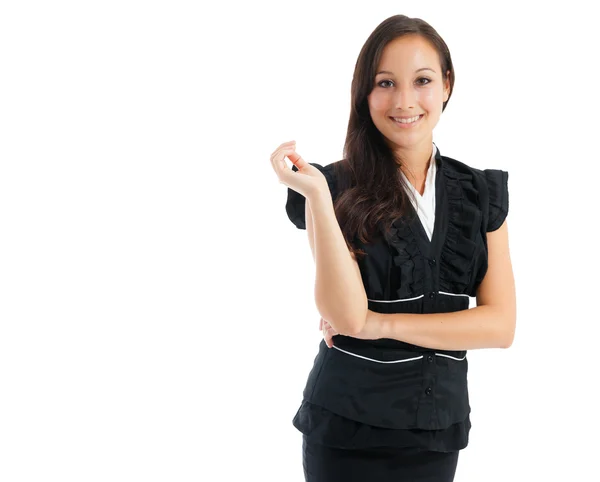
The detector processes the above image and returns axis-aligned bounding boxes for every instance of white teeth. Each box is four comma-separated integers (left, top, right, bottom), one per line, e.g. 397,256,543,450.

393,115,421,124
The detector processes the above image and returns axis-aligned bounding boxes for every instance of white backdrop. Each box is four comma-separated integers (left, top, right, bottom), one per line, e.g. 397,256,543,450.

1,1,598,481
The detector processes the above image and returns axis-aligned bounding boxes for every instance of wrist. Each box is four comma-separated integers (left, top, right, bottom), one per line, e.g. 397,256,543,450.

307,187,332,205
373,312,387,339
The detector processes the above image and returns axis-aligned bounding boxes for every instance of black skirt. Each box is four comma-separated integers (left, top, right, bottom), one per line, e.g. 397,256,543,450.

302,435,460,482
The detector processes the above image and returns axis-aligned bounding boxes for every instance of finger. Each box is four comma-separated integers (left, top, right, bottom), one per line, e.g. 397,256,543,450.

278,140,296,151
287,150,305,169
270,141,296,157
270,147,298,180
270,147,305,174
270,147,302,168
269,154,290,185
269,141,297,162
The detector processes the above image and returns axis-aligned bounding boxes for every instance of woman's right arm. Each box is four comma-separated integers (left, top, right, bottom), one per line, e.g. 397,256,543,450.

271,140,367,334
306,189,367,336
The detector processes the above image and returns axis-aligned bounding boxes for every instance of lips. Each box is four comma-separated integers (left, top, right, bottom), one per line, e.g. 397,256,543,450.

390,114,424,127
390,114,423,122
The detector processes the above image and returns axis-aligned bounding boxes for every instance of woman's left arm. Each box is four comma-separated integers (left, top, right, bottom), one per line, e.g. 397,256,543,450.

326,219,516,351
372,219,516,350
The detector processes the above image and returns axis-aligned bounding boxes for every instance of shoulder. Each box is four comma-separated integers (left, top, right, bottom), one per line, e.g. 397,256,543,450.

441,155,509,232
441,154,509,193
441,155,491,182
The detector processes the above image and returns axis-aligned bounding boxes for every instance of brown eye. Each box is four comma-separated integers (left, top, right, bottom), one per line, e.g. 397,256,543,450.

377,78,431,88
377,80,393,88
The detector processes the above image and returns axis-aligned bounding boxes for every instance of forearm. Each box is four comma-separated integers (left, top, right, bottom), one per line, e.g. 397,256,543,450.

309,190,367,335
374,305,513,350
306,197,316,263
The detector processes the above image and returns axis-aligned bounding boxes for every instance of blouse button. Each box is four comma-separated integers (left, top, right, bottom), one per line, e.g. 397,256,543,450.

425,387,432,395
427,355,434,363
429,292,435,299
429,258,437,266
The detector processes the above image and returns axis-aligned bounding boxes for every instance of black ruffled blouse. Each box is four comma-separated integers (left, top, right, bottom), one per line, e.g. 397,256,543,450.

285,144,509,452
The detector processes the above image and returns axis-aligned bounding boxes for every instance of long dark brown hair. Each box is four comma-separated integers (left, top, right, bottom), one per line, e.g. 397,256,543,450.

332,15,455,259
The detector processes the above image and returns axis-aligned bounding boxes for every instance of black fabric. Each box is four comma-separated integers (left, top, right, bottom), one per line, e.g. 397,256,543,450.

295,396,471,452
286,145,509,452
484,168,510,232
302,434,460,482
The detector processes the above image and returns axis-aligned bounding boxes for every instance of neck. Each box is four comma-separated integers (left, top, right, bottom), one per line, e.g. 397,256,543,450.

394,141,434,180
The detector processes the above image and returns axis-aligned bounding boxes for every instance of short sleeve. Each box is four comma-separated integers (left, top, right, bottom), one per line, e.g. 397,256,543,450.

285,162,337,230
484,169,509,232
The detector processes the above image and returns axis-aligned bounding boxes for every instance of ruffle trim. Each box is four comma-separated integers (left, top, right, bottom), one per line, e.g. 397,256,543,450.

387,218,426,299
384,166,484,298
439,168,482,295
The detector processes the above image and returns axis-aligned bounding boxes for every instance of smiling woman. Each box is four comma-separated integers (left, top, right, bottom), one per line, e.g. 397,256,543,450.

368,35,450,181
274,13,514,482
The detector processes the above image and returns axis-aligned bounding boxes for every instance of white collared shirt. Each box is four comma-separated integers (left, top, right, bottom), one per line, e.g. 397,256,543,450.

398,143,438,241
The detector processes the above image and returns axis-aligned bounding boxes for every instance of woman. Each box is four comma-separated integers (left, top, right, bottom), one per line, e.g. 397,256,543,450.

270,14,516,482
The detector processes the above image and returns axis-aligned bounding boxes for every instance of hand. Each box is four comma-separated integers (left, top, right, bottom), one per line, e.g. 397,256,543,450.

320,316,337,348
320,310,382,348
270,140,329,199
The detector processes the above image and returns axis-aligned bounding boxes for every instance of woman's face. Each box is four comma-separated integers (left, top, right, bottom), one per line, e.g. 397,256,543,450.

368,35,450,151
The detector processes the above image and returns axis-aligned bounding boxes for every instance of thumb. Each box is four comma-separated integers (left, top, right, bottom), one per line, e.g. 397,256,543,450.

288,151,307,170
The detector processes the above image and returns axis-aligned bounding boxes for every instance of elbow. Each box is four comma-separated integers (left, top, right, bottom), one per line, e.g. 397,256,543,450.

339,305,368,336
501,315,516,349
340,321,364,337
325,307,367,337
316,293,368,336
502,330,515,349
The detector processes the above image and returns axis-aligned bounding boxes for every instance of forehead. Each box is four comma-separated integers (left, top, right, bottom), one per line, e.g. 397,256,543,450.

377,35,439,72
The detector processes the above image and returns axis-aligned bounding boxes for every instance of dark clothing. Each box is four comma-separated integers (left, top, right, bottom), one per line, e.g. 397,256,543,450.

286,144,509,454
302,434,460,482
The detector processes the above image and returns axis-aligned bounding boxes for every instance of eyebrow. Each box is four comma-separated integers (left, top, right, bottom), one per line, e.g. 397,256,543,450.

376,68,436,76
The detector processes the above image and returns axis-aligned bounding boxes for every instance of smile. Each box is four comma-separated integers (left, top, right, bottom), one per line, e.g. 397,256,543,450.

390,114,424,128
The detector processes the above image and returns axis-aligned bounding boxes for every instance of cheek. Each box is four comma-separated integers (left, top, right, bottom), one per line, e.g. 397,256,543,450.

368,92,389,111
419,89,442,109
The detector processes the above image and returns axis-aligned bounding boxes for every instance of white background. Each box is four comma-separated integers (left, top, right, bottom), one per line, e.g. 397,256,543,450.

1,1,598,480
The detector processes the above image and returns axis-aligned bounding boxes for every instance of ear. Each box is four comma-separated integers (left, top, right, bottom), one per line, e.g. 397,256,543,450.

443,70,451,102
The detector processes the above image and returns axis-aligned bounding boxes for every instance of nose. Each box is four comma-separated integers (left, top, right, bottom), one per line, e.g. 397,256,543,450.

395,86,417,110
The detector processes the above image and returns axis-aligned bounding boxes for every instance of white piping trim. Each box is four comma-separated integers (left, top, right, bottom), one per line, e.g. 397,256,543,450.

368,295,424,303
368,291,472,303
434,353,467,361
438,291,471,298
332,345,423,363
332,345,467,363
